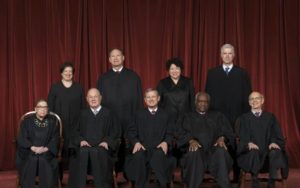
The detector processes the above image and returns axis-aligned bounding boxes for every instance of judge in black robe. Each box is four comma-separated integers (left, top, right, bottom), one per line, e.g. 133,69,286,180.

96,48,143,172
157,58,195,131
205,44,252,181
47,62,85,175
177,92,234,188
237,91,288,188
68,88,120,188
125,89,174,188
16,100,59,188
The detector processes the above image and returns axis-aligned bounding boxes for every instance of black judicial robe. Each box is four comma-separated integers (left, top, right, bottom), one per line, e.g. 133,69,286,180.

68,107,120,188
16,114,59,188
178,111,234,188
157,76,195,125
48,81,85,149
237,111,288,177
205,65,252,125
96,68,143,134
125,108,174,186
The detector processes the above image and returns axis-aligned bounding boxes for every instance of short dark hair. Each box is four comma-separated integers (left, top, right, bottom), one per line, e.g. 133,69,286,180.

165,58,184,70
60,62,75,74
195,92,210,103
108,48,124,56
35,99,47,107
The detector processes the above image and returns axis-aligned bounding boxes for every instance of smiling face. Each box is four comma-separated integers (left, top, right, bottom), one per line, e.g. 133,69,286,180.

168,64,181,80
109,49,125,69
61,66,73,81
86,88,102,109
221,47,235,65
144,90,160,108
249,92,264,110
195,94,209,113
35,101,48,119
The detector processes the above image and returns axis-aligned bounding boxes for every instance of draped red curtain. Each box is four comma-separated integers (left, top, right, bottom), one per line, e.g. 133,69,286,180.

0,0,299,170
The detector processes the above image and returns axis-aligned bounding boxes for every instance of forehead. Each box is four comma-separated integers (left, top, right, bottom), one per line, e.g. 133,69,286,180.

197,95,208,101
249,92,261,98
37,101,47,106
221,47,234,53
110,49,123,56
145,90,158,97
88,90,99,97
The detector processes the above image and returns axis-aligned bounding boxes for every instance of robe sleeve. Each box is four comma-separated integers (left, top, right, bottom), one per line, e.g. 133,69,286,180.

45,119,59,155
17,120,33,149
102,114,121,151
188,79,195,111
177,114,195,148
127,115,140,148
47,84,56,112
157,81,165,108
237,116,251,154
135,76,144,110
241,71,252,113
163,116,173,146
270,114,285,149
217,112,235,148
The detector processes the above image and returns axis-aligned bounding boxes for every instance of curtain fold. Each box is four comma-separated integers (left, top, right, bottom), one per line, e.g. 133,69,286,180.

0,0,299,169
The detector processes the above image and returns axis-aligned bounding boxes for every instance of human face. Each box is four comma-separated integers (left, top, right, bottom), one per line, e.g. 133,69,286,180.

169,64,181,80
86,89,102,109
144,90,160,108
109,49,125,69
195,95,209,113
249,92,264,110
61,66,73,81
221,47,235,65
35,101,48,119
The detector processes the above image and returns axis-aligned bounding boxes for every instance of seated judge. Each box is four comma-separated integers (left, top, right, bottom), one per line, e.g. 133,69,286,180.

70,88,120,188
177,92,234,188
16,99,59,188
125,88,174,188
237,91,288,188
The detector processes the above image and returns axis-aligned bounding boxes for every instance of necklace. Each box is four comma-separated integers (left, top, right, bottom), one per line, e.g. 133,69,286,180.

34,118,48,127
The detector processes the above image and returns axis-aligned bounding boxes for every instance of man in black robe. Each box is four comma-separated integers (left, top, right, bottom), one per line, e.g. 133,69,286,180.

96,48,143,173
177,92,234,188
16,99,59,188
237,91,288,188
69,88,120,188
205,44,252,181
125,89,174,188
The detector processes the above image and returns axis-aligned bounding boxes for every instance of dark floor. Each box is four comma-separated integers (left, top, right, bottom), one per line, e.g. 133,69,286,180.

1,168,299,187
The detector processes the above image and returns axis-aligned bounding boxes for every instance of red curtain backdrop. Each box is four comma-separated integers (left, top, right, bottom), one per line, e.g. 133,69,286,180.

0,0,299,170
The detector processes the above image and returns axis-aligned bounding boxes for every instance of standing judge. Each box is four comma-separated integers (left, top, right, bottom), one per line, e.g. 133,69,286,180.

125,89,174,188
205,44,252,181
177,92,234,188
96,48,143,172
157,57,195,130
47,62,85,176
69,88,120,188
237,91,288,188
16,99,59,188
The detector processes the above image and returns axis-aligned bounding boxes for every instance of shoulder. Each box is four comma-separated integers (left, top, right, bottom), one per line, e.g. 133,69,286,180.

123,68,141,79
207,66,223,75
232,66,249,74
49,82,62,91
98,69,114,80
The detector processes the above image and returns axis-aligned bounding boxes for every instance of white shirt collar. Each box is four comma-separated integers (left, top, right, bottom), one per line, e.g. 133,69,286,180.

222,64,233,71
91,105,101,113
148,107,158,113
112,66,123,72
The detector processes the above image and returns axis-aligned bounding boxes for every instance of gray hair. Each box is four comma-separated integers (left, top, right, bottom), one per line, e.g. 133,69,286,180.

195,92,210,103
220,44,235,54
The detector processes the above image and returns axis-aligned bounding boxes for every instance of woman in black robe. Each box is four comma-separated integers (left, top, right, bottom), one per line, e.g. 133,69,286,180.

16,99,59,188
157,58,195,161
47,62,85,177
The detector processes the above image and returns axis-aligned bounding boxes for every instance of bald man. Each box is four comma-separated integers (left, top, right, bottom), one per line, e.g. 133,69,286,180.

68,88,120,188
237,91,288,188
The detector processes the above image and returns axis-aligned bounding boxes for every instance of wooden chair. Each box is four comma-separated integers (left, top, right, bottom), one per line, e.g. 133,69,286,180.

15,111,63,188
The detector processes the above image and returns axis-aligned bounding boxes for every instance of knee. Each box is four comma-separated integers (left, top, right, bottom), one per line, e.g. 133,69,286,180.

214,147,227,156
80,147,90,153
268,149,281,158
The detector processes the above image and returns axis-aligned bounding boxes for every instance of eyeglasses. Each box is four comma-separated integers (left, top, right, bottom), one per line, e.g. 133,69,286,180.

249,97,262,101
36,106,48,109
